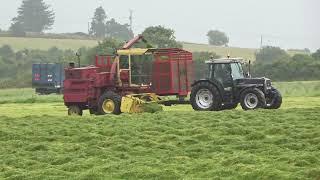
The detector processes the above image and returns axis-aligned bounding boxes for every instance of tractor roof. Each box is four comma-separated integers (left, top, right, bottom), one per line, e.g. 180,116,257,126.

205,58,244,64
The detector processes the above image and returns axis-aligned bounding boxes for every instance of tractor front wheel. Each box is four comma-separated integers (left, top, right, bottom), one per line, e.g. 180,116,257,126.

97,91,122,115
240,88,266,110
68,105,83,116
265,87,282,109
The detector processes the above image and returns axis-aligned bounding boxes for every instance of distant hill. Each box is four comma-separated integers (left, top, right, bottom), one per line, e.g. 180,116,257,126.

183,42,257,60
0,37,309,61
0,37,98,51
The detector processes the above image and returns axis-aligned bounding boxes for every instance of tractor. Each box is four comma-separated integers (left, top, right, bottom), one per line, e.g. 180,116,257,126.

63,35,193,115
190,58,282,111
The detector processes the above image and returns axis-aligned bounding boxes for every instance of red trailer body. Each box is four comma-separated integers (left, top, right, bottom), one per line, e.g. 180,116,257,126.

152,48,193,96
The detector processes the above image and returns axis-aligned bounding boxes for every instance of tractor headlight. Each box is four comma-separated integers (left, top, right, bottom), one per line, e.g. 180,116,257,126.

265,79,272,90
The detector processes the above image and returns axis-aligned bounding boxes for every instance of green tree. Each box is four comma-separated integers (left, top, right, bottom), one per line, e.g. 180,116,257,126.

9,20,26,36
255,46,290,63
10,0,55,33
84,38,122,64
142,26,182,48
0,45,15,59
207,30,229,46
312,49,320,60
193,52,220,79
292,54,314,62
90,6,107,38
106,18,134,41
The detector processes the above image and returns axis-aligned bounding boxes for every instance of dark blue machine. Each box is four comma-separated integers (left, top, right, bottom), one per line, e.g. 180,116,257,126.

32,63,64,94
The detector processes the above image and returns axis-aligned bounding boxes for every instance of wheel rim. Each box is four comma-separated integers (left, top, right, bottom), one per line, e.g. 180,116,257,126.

102,99,115,113
244,93,258,109
195,89,213,109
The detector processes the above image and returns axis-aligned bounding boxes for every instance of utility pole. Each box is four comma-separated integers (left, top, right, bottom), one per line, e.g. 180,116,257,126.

88,22,90,35
260,35,264,61
129,10,133,32
260,35,263,50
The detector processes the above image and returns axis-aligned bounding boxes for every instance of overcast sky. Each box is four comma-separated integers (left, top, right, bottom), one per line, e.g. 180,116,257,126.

1,0,319,51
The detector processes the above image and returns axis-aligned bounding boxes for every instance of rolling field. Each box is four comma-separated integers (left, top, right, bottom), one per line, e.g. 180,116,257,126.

183,42,257,61
0,37,98,51
0,81,320,179
0,37,257,59
0,37,309,62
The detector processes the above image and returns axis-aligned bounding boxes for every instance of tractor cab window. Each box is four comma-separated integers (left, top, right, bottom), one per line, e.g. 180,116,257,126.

230,63,244,80
213,63,233,87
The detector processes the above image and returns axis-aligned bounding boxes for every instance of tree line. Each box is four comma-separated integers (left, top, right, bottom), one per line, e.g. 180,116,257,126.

252,47,320,81
2,39,319,88
8,0,134,41
5,0,229,46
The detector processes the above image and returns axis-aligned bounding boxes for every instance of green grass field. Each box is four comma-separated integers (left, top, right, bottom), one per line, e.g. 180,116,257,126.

0,37,98,51
0,81,320,179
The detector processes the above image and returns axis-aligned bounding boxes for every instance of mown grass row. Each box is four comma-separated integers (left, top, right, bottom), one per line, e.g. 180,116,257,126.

0,81,319,105
1,107,320,179
0,88,62,104
273,81,320,97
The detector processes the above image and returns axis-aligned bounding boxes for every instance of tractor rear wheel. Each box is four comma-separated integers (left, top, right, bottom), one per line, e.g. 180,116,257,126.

240,88,266,110
68,105,83,116
97,91,122,115
190,81,222,111
265,87,282,109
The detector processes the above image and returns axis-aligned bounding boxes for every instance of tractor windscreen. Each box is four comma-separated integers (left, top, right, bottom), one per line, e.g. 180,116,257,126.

230,63,245,80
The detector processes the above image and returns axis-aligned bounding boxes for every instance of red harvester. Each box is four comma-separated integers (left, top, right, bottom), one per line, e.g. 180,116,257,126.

63,35,193,115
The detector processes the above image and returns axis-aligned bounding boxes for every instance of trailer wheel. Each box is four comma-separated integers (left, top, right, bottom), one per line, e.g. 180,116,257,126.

68,105,83,116
240,88,266,110
98,91,122,115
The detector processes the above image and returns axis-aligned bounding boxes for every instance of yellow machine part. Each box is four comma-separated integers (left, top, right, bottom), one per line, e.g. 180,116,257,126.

117,48,150,56
120,93,160,113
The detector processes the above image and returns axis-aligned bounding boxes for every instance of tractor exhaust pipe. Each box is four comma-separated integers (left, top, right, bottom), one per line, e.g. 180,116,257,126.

248,60,252,78
76,52,81,68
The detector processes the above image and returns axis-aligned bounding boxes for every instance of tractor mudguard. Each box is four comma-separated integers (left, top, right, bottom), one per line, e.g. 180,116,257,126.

192,79,224,99
238,85,263,97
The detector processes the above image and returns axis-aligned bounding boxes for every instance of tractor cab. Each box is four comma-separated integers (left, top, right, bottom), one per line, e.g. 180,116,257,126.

205,58,246,90
190,58,282,111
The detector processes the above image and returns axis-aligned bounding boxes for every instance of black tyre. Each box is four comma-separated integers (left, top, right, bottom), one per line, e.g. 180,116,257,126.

222,103,238,110
68,105,83,116
265,87,282,109
190,81,222,111
240,88,266,110
97,91,122,115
